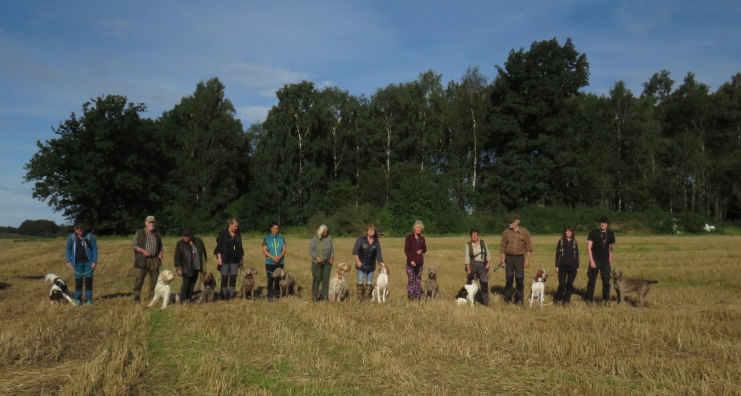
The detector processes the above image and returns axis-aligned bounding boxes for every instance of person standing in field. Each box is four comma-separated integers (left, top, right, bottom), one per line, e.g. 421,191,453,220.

404,220,427,300
132,216,163,304
262,222,287,301
215,218,243,300
500,214,533,304
352,224,385,301
65,223,98,304
465,228,490,306
554,226,579,304
174,228,207,303
310,224,334,301
586,217,616,304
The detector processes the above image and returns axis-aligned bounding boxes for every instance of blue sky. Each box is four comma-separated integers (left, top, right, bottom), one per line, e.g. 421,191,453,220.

1,0,739,226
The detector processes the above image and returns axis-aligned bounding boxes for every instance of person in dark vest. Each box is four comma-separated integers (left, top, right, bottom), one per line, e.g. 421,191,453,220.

214,218,244,300
352,224,385,301
499,214,533,304
404,220,427,300
464,228,490,305
132,216,163,304
554,226,579,304
65,223,98,304
586,216,616,304
262,222,287,300
174,227,207,303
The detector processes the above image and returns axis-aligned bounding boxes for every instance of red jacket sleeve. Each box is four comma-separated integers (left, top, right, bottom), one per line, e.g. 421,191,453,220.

404,235,415,261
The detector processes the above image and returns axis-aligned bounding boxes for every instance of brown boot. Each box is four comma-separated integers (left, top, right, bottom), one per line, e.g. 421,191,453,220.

357,284,365,301
365,284,374,300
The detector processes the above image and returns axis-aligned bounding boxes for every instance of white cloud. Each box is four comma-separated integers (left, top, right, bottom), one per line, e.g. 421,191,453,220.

238,105,271,125
223,62,309,98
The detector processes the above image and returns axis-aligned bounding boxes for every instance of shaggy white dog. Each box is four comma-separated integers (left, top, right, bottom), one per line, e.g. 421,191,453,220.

148,270,175,309
45,273,78,305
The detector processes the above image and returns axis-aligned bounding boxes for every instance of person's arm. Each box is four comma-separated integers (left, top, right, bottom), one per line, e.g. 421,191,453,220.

609,233,615,265
329,239,334,265
352,238,362,268
214,232,223,266
133,231,149,256
158,237,164,260
404,236,415,266
174,242,183,275
376,241,385,267
524,230,533,268
65,237,75,270
309,237,318,262
261,238,270,258
279,239,287,260
574,240,580,268
464,244,471,273
89,235,98,269
422,237,427,254
500,233,507,267
555,240,561,269
587,233,596,268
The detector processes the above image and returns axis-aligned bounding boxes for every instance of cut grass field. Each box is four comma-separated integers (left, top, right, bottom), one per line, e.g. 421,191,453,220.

1,235,740,395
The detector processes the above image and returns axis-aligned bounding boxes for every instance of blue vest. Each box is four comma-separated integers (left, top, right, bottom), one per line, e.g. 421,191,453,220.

263,234,285,266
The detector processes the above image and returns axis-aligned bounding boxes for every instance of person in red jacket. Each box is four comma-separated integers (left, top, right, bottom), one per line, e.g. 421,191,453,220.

404,220,427,300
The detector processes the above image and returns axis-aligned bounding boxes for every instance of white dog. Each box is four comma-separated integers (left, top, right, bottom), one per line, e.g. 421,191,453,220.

456,276,480,307
45,273,78,305
371,263,389,303
148,270,175,309
529,269,547,308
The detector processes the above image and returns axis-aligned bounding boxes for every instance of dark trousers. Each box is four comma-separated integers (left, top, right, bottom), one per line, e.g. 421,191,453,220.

180,271,199,303
133,258,160,301
505,255,525,304
266,264,283,300
311,261,331,301
586,261,611,302
556,267,577,303
74,276,93,302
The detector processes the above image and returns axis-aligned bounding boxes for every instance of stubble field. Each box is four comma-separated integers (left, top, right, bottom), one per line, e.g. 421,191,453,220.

1,235,740,395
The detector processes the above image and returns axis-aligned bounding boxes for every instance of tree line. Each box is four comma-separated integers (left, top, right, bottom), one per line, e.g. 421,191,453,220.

25,38,741,235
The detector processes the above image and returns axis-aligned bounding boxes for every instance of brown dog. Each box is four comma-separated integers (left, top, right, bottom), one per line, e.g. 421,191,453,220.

273,268,297,297
198,272,216,303
240,268,258,299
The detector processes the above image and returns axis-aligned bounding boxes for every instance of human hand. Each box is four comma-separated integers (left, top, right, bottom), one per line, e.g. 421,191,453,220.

589,260,596,269
416,249,423,255
410,261,416,267
91,263,97,270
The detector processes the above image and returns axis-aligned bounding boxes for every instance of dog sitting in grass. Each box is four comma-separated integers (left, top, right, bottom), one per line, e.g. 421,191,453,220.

612,270,658,306
45,273,78,305
424,268,439,300
148,270,175,309
328,262,350,302
456,274,481,307
273,268,297,297
371,262,389,303
240,268,258,299
198,272,216,303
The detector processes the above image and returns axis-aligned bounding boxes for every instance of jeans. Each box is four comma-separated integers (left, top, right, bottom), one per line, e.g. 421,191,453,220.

311,261,331,301
556,267,577,303
356,269,374,285
586,261,611,302
73,260,94,302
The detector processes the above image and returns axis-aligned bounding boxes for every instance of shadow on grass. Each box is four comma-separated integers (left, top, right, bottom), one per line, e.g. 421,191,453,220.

0,282,10,290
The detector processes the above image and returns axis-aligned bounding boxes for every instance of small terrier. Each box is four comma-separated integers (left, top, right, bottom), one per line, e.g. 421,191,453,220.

529,269,548,308
199,272,216,303
240,268,258,299
371,263,390,303
148,270,175,309
424,268,439,300
328,262,350,302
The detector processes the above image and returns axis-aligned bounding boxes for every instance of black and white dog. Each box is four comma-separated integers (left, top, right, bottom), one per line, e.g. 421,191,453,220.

45,273,78,305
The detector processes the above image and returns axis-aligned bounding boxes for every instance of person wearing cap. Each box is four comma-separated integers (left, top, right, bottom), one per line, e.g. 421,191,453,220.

499,214,532,304
309,224,334,301
65,223,98,304
586,216,616,304
262,222,287,300
174,228,207,303
132,216,163,303
215,218,244,300
404,220,427,300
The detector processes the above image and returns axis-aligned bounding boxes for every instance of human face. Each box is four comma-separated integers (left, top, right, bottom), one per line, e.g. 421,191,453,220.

271,225,280,235
565,229,573,239
599,222,608,231
414,224,423,235
145,221,155,232
182,236,192,243
510,219,520,229
228,222,239,234
74,227,84,237
321,228,328,238
471,232,479,242
367,228,376,238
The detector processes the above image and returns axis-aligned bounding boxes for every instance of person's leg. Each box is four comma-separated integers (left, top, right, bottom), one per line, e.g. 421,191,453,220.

585,266,597,303
514,256,525,304
504,258,515,302
356,270,367,301
564,269,576,304
133,267,146,302
147,267,158,302
74,276,83,302
84,276,93,304
366,270,375,298
229,265,238,299
600,262,611,303
415,267,423,299
556,269,568,303
477,263,489,306
321,262,331,301
311,261,321,301
406,266,416,300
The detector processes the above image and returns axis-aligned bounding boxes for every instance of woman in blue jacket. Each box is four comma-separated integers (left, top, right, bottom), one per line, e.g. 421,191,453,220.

65,224,98,304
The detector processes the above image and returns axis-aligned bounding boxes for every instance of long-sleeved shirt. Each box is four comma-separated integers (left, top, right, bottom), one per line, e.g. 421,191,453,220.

310,235,334,263
404,234,427,267
500,227,533,256
554,238,579,269
214,228,244,264
352,236,383,273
